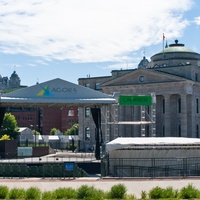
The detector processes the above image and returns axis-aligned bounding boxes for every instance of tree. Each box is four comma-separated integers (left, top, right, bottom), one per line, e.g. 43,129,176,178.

32,130,40,135
50,128,60,135
0,113,19,139
64,124,79,135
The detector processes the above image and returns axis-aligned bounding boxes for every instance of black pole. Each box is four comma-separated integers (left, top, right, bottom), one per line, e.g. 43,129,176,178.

95,128,100,160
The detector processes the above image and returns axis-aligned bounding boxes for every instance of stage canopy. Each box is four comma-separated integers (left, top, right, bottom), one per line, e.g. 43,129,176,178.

106,137,200,152
0,78,117,107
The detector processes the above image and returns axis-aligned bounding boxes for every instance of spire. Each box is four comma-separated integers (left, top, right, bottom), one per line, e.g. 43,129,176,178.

165,40,168,48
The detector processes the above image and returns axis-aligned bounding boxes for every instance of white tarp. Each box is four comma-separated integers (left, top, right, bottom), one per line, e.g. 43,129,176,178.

106,137,200,152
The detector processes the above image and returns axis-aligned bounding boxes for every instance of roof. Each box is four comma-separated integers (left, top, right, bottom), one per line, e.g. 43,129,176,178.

156,40,199,55
106,137,200,152
18,127,30,132
0,78,116,107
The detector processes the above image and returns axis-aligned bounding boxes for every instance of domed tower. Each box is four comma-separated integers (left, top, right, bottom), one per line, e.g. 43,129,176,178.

9,71,21,88
148,40,200,68
138,56,149,68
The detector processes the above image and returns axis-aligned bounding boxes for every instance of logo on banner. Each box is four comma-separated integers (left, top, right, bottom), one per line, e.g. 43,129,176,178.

37,86,54,96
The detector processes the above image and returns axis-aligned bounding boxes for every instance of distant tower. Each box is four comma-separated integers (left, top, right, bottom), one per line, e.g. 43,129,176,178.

9,71,21,88
138,56,149,68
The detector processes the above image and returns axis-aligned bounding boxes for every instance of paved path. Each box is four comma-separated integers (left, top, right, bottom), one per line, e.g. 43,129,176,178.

1,177,200,198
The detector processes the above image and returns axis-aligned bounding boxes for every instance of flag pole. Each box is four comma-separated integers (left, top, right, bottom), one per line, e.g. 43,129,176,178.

163,33,165,58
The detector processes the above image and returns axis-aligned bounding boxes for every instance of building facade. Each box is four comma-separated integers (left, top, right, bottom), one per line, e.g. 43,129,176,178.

78,40,200,149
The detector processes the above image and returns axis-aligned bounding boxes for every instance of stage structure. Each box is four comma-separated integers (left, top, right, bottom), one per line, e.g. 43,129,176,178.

103,93,156,143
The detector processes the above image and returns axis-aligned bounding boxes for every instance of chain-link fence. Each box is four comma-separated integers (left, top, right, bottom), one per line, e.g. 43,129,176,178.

102,157,200,178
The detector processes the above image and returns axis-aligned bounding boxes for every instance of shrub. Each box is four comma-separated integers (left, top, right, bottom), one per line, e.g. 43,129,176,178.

76,185,104,199
52,187,77,199
148,186,163,199
92,188,106,200
126,194,136,199
179,183,200,199
107,184,127,199
42,191,53,200
0,185,9,199
141,190,147,199
9,188,26,199
162,186,178,199
25,187,41,199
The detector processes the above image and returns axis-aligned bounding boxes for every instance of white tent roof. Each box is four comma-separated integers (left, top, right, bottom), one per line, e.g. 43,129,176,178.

106,137,200,152
0,78,116,107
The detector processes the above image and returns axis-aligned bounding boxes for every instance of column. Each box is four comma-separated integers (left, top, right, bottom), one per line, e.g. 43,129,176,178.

181,94,187,137
164,94,171,136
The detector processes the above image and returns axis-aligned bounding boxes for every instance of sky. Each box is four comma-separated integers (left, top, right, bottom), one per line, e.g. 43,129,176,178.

0,0,200,87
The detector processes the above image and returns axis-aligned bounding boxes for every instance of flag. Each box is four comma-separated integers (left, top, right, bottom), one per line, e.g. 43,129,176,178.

163,33,165,40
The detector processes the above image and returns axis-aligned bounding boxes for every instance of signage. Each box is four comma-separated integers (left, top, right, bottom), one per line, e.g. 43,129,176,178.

119,95,152,106
64,162,75,171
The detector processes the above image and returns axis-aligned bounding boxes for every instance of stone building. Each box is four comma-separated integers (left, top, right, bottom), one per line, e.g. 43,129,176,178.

0,71,23,92
78,40,200,150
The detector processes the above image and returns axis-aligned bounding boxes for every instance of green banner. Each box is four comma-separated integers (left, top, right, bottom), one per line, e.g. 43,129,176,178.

119,95,152,106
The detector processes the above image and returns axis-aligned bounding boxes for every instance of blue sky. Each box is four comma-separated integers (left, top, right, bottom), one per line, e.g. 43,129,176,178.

0,0,200,86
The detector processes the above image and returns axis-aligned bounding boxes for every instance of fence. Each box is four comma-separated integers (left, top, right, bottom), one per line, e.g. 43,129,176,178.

105,157,200,178
0,162,89,178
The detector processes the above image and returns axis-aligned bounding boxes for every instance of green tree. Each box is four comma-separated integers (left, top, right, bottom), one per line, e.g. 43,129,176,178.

32,130,40,135
64,124,79,135
50,128,60,135
0,113,19,139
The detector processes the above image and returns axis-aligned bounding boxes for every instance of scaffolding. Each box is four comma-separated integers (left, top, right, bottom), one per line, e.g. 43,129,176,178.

103,93,156,143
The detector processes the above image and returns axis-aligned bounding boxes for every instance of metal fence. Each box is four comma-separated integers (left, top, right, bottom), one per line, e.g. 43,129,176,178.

105,157,200,178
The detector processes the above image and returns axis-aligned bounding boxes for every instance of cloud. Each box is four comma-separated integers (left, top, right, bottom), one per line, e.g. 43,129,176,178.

0,0,193,63
194,16,200,25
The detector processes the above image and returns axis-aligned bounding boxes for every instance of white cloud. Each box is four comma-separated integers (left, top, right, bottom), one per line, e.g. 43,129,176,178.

194,16,200,25
0,0,193,63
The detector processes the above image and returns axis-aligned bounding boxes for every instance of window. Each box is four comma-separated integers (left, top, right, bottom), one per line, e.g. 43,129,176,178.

68,109,74,116
195,73,198,82
147,106,150,114
196,125,199,138
85,127,90,141
197,99,199,113
85,83,90,88
139,76,144,83
178,98,181,113
85,107,90,118
95,83,101,90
